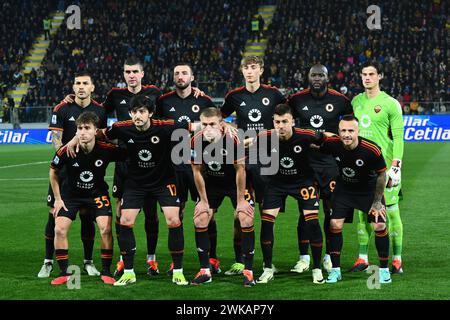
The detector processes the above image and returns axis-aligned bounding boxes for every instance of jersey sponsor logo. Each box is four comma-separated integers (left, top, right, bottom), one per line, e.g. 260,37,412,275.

138,149,152,161
151,136,160,144
326,104,334,112
293,145,302,153
80,171,94,182
262,97,270,106
120,99,127,104
72,162,79,167
356,159,364,166
51,115,57,124
374,105,382,113
53,156,60,165
248,109,262,122
310,115,324,128
192,104,200,113
280,157,294,169
302,106,309,111
342,167,356,178
128,138,134,143
95,160,103,167
360,115,371,128
69,116,76,121
178,115,191,122
169,107,176,112
207,161,222,172
240,101,246,106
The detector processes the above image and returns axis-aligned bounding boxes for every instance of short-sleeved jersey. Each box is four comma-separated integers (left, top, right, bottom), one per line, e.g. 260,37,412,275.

288,88,353,168
256,128,323,184
103,85,162,121
191,131,246,186
155,91,215,123
320,136,387,193
50,141,124,197
48,100,107,145
352,91,404,165
105,119,190,187
221,84,285,132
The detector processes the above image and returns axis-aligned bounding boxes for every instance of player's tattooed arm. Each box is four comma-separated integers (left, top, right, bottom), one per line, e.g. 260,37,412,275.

370,171,387,223
52,130,63,151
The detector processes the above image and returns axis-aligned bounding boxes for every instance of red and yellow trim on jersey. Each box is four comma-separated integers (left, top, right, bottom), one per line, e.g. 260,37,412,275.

48,127,63,132
328,88,350,100
152,119,175,126
294,128,316,137
360,139,382,157
96,141,117,150
56,145,69,157
224,86,245,99
324,135,341,143
52,101,68,112
289,88,311,99
112,120,134,127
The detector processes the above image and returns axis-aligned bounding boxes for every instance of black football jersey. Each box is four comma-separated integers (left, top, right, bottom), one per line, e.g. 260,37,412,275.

155,91,215,123
103,85,162,121
256,128,323,184
320,136,387,192
49,100,107,145
50,141,124,197
191,131,246,185
105,119,190,187
221,84,285,132
288,88,353,168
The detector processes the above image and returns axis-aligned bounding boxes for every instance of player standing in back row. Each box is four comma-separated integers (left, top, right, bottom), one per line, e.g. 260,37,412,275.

350,61,404,274
155,63,218,275
221,55,285,276
288,64,353,275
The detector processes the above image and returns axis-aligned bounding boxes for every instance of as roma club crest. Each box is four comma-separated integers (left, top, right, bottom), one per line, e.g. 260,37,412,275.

374,105,382,113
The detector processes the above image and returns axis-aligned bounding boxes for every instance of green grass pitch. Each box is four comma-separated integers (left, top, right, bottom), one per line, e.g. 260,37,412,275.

0,143,449,300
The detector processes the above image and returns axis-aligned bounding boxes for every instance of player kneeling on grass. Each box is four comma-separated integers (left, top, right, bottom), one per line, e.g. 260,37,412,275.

49,112,124,285
191,108,256,287
314,115,392,284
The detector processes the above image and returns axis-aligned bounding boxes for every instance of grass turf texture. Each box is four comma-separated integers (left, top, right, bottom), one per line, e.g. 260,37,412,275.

0,143,449,300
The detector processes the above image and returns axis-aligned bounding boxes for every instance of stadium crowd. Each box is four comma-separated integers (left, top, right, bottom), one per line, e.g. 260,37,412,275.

1,0,448,123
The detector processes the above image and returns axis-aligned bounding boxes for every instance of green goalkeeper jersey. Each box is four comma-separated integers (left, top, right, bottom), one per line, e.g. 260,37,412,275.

352,91,404,165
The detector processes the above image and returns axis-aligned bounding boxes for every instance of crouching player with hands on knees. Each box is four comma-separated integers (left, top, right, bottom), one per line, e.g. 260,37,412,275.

49,112,124,285
314,115,392,284
190,107,256,287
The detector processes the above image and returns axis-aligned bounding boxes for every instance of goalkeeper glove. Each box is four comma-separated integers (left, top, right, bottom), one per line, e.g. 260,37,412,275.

387,160,401,187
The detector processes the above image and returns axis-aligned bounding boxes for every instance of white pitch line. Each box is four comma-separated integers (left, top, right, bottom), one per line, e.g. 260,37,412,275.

0,161,48,169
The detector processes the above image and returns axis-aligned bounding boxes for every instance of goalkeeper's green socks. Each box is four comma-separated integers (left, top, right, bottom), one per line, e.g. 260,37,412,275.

387,203,403,257
357,210,372,259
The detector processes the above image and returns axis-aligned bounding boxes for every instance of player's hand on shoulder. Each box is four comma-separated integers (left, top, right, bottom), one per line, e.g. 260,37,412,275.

66,135,80,158
63,94,75,104
192,87,205,98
